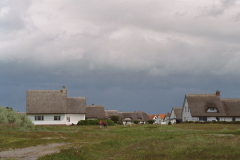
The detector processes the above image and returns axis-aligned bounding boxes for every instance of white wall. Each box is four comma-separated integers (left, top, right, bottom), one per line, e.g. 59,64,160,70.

224,117,232,122
66,114,85,125
28,114,85,125
182,98,192,121
236,118,240,121
170,109,176,123
28,114,66,125
207,117,217,121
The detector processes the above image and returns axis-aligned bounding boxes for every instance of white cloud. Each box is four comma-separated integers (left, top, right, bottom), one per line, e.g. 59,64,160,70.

1,0,240,77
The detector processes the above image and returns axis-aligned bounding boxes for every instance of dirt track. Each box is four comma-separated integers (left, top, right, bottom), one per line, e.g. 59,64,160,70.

0,143,70,160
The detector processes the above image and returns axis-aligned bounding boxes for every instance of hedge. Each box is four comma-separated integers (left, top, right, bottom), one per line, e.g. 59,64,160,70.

181,121,240,124
77,119,114,126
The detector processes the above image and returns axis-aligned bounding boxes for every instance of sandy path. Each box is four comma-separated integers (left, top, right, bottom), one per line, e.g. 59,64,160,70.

0,143,71,160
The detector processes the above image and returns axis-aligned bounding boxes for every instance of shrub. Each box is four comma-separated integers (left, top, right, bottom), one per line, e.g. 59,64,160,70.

133,120,139,124
77,119,114,126
0,106,34,129
148,120,155,124
109,115,119,124
168,121,172,125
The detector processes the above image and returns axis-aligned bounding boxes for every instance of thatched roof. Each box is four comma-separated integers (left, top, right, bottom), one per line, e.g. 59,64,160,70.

86,105,106,119
172,107,182,120
105,110,118,118
221,98,240,117
117,112,150,122
186,94,226,117
67,97,86,114
165,112,171,118
26,88,86,114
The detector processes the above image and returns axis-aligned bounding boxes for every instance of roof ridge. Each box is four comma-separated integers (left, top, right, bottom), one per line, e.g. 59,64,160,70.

186,94,216,97
221,98,240,102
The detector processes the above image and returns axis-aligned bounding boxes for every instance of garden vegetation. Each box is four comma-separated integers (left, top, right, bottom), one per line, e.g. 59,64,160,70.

1,122,240,159
0,106,34,130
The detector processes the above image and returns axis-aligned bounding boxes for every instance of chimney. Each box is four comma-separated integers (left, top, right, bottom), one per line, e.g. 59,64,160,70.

62,86,67,94
216,90,220,96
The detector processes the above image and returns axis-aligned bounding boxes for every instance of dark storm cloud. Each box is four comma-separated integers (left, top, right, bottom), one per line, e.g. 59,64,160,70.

1,0,240,114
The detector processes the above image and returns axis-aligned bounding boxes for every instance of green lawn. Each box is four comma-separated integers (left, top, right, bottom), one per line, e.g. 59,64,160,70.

1,124,240,160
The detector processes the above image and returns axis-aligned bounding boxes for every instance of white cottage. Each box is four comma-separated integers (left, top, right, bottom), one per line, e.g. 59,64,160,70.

182,90,240,122
26,86,86,125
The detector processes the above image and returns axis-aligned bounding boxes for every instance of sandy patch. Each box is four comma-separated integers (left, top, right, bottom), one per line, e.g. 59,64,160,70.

0,143,71,160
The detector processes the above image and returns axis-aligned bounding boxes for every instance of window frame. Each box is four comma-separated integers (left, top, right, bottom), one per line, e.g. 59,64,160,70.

35,116,44,121
54,116,61,121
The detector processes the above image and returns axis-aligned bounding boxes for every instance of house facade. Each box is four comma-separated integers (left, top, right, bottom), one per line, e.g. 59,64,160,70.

156,114,167,124
117,111,150,125
170,107,182,124
182,91,240,122
26,86,86,125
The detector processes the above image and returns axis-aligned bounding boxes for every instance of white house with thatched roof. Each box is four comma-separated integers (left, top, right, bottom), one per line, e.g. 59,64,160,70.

169,107,182,124
182,91,240,122
117,111,150,125
26,86,86,125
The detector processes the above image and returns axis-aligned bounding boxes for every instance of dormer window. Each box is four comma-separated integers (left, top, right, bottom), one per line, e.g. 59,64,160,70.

207,108,218,112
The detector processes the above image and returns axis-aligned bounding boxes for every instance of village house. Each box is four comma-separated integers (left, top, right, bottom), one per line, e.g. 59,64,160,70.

156,114,167,124
169,107,182,124
85,104,106,120
26,86,86,125
117,111,150,125
148,115,158,123
164,112,171,124
182,90,240,122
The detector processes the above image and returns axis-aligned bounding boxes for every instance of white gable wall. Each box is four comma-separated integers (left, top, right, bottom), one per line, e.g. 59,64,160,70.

170,109,176,123
182,98,193,121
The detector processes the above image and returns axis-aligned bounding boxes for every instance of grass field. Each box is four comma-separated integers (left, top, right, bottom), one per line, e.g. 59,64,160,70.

1,124,240,160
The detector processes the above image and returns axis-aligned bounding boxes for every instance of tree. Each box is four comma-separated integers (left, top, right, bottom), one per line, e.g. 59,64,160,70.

109,115,119,123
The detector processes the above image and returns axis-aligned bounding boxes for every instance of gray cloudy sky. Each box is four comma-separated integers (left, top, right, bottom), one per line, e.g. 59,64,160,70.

1,0,240,114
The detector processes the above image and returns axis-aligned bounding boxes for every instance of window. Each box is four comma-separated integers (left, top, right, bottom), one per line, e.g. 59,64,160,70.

233,117,236,121
188,107,190,112
35,116,44,121
185,107,186,113
184,117,186,121
54,116,61,121
199,117,207,121
207,108,218,113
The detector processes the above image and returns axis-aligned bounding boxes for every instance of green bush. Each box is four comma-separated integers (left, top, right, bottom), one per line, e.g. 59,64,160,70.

77,119,114,126
148,120,155,124
0,106,34,129
109,115,119,123
133,120,139,124
168,121,172,125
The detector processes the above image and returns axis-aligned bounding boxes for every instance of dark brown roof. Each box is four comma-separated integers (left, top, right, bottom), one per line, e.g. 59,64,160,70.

86,105,106,119
172,107,182,120
221,98,240,117
186,94,226,117
26,89,86,114
117,112,150,122
105,110,118,118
